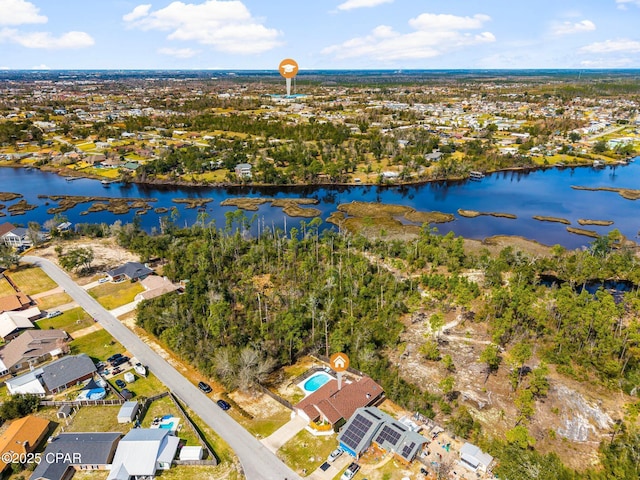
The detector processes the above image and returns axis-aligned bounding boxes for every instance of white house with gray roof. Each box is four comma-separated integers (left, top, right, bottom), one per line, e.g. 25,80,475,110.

6,354,96,395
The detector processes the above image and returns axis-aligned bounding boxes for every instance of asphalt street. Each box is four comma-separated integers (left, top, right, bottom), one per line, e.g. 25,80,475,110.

24,256,300,480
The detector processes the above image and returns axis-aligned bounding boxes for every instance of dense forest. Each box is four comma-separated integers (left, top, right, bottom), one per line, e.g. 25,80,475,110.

104,215,640,479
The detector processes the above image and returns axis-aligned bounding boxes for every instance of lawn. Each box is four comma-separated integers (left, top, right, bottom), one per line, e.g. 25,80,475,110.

89,281,145,309
7,267,57,295
235,407,292,438
111,371,166,400
63,405,131,434
35,307,93,333
182,404,239,468
69,328,123,363
277,429,338,477
141,396,200,446
35,291,73,310
0,277,15,297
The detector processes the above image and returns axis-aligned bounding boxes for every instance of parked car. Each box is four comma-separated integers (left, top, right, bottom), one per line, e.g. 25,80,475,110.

120,388,133,400
107,353,123,363
98,277,109,284
45,310,62,319
328,448,343,463
115,379,126,388
198,381,212,393
111,356,129,367
216,399,231,411
341,463,360,480
111,367,122,375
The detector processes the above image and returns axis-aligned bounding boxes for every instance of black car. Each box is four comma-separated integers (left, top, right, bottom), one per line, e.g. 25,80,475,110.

216,399,231,411
107,353,123,363
115,379,126,388
198,381,212,393
111,356,129,367
121,388,133,400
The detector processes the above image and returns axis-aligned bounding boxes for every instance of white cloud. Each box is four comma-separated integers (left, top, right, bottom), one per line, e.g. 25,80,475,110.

337,0,393,11
580,38,640,54
580,58,633,68
616,0,640,9
30,64,50,69
158,47,198,58
552,19,595,35
123,0,282,54
322,12,495,62
123,4,151,22
0,0,47,26
0,28,94,49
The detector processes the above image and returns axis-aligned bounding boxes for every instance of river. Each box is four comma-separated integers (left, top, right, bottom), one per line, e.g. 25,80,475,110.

1,160,639,249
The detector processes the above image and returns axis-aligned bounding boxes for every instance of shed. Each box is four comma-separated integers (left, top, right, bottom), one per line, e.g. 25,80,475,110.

124,372,135,383
179,446,204,461
117,401,139,424
459,442,493,472
57,404,72,419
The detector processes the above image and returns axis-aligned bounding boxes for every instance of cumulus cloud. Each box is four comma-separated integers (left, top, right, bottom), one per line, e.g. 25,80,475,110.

616,0,640,9
158,47,198,58
123,0,282,54
0,28,94,49
0,0,47,26
580,58,633,68
580,38,640,53
337,0,393,11
30,64,50,69
552,19,595,35
322,12,495,61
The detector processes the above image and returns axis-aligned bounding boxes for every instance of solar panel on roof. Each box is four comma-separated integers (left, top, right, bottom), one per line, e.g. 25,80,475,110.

401,441,416,458
374,425,402,447
340,413,373,451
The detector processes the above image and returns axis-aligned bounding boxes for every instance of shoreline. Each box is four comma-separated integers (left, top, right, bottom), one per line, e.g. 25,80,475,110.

0,159,602,190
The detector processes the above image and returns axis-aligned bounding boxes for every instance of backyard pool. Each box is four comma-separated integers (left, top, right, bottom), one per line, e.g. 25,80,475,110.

301,372,333,394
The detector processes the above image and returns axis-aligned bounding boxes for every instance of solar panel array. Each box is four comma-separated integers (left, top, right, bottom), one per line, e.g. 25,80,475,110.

375,425,402,447
401,441,416,459
341,414,373,450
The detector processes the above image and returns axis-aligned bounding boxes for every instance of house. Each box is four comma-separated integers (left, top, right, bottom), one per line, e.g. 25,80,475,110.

459,442,493,473
0,329,69,375
234,163,252,179
0,308,39,341
0,223,16,242
56,222,72,233
107,428,180,480
30,432,121,480
0,292,32,313
106,262,153,283
117,401,139,424
6,354,96,396
0,416,50,474
337,407,427,463
2,227,31,248
295,376,384,429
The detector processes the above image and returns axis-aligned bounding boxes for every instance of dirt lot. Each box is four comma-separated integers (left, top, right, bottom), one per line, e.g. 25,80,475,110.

32,238,140,284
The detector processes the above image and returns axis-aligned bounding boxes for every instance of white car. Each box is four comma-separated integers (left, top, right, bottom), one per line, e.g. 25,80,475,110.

45,310,62,319
328,448,343,463
341,463,360,480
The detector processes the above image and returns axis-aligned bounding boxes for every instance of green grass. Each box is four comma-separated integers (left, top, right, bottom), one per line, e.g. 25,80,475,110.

112,371,166,400
0,277,15,296
35,292,73,310
89,281,145,310
141,396,200,446
277,429,338,477
69,328,123,363
63,405,131,433
35,307,93,333
235,408,292,438
7,267,57,295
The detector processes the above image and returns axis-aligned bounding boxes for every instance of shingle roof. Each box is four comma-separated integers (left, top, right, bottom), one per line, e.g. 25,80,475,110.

0,223,16,238
0,416,50,472
40,354,96,392
106,262,153,280
0,293,31,313
295,376,384,425
107,429,180,479
0,329,68,371
30,432,121,480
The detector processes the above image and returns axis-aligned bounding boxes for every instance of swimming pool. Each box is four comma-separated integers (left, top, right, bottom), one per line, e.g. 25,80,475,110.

303,372,332,393
159,421,175,430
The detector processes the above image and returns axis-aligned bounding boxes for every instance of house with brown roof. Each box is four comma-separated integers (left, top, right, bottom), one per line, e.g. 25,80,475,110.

0,223,16,240
0,292,33,313
0,329,69,376
295,376,384,429
0,415,50,474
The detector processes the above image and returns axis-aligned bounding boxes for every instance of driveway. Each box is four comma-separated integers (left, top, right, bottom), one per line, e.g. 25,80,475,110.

261,415,307,452
24,256,300,480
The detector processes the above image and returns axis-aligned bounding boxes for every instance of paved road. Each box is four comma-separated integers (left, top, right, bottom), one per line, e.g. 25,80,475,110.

24,256,300,480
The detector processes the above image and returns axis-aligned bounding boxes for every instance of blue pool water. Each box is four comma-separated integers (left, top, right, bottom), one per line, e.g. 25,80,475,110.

159,421,175,430
303,373,331,392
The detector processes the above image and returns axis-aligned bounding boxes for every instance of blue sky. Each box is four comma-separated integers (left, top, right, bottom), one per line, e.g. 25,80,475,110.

1,0,639,70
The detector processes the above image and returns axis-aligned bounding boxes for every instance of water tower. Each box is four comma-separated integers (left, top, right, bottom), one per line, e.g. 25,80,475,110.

278,58,299,97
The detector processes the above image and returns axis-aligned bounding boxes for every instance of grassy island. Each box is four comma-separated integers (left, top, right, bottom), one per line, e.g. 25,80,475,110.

458,209,517,219
532,215,571,224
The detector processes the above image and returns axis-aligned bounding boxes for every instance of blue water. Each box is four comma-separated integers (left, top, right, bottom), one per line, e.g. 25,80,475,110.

159,421,176,430
304,373,331,392
1,159,639,249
